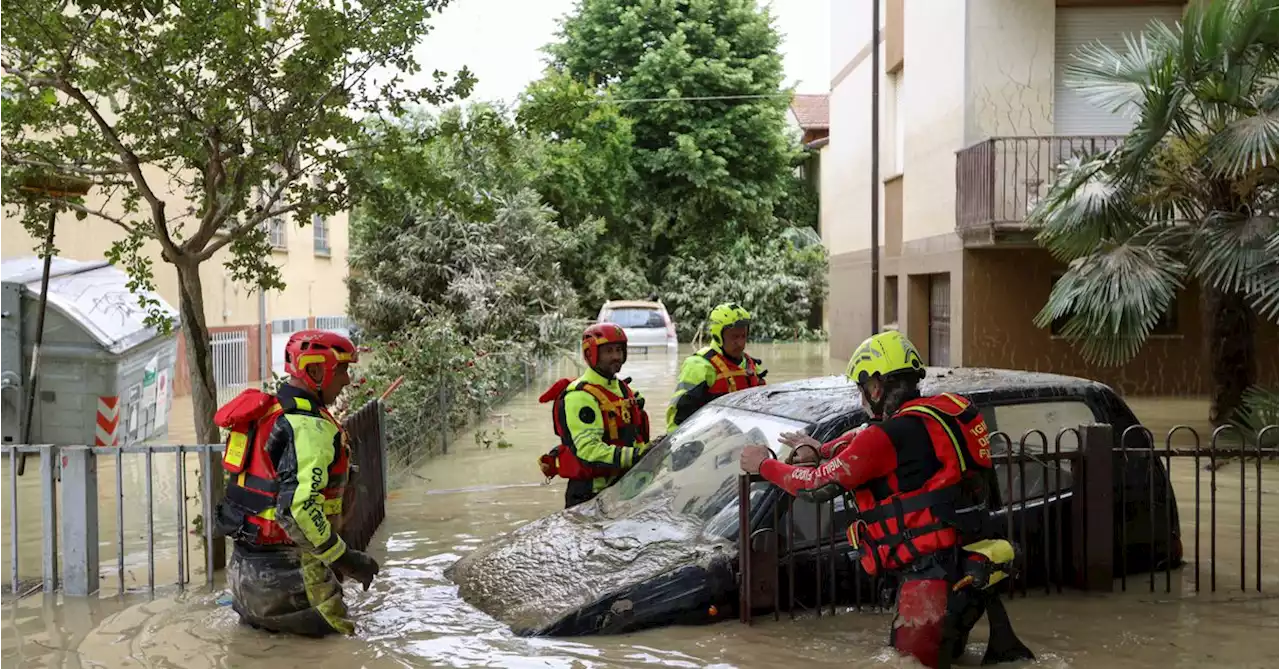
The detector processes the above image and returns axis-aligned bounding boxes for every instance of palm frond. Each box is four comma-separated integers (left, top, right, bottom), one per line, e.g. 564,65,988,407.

1033,244,1186,366
1204,108,1279,179
1065,28,1175,124
1031,155,1147,261
1229,384,1279,441
1190,211,1277,300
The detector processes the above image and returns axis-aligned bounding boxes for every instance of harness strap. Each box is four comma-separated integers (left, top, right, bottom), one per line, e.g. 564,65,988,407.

898,404,968,473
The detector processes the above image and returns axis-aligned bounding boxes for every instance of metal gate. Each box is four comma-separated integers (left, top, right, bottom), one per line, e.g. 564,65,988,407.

735,422,1279,624
210,330,248,406
928,273,951,366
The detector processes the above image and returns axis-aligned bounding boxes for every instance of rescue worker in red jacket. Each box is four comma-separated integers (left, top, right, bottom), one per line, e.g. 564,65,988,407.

739,331,1034,669
214,329,380,637
538,323,651,508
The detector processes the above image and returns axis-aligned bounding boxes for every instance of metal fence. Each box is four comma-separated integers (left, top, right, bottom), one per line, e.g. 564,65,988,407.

735,422,1278,624
373,353,554,485
955,135,1124,238
211,329,250,407
2,399,387,599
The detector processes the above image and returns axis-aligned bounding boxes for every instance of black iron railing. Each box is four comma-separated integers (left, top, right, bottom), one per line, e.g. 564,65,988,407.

737,422,1279,624
955,136,1124,237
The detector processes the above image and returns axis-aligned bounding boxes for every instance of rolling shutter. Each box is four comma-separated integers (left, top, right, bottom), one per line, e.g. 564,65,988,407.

1054,6,1184,135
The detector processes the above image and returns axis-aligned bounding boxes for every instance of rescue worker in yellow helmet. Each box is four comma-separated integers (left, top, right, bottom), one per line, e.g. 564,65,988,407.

213,329,379,637
538,323,652,508
666,303,767,433
740,331,1033,668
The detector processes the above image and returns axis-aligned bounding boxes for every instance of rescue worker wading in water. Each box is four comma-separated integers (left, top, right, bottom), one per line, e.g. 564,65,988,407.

538,323,652,508
213,330,380,637
739,331,1035,669
666,303,767,433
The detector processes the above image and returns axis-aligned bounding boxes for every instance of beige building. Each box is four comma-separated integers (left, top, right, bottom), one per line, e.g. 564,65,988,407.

820,0,1275,396
2,182,352,397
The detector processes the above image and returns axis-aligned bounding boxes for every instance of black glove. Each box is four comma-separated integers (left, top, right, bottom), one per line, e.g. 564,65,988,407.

332,549,380,591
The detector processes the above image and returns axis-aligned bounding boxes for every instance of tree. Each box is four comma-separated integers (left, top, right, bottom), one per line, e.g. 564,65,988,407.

345,104,584,462
1,0,474,447
1030,0,1277,425
544,0,800,262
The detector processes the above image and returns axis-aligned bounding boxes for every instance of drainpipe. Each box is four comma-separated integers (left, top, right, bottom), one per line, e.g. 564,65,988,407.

18,209,57,475
870,0,881,336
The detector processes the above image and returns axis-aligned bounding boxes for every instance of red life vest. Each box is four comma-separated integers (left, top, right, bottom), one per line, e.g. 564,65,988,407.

702,347,766,397
845,392,994,575
537,376,650,481
216,388,350,546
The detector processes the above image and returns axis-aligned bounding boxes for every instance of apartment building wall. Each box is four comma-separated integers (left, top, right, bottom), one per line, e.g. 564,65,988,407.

1,166,351,395
820,0,1275,396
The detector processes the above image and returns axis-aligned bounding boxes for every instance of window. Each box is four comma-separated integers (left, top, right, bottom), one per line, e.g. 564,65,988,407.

988,400,1098,502
603,308,667,329
268,218,287,249
885,275,899,328
1049,273,1177,336
595,407,809,541
313,213,330,255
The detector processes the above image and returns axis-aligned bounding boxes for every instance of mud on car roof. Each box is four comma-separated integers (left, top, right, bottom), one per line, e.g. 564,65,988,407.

713,367,1113,425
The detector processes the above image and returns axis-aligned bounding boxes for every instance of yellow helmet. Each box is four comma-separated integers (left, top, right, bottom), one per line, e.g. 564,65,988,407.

708,302,752,345
845,330,926,385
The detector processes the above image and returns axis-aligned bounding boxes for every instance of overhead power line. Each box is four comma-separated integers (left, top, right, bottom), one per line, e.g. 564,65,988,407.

581,93,793,105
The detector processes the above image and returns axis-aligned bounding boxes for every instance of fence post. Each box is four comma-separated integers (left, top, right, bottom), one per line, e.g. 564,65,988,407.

60,448,99,596
1074,423,1114,592
40,449,58,593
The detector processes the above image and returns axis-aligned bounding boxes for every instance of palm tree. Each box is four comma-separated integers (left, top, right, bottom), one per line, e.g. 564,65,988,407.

1030,0,1278,427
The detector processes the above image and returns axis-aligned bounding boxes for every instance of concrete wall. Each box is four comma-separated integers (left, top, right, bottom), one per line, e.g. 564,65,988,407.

964,0,1057,145
900,0,968,244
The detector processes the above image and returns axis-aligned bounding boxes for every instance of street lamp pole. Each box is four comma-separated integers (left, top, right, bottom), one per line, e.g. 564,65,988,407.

870,0,881,336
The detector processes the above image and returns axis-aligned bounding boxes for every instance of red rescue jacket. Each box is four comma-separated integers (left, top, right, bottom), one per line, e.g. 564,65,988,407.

537,376,650,481
846,392,994,575
216,388,350,546
703,347,766,397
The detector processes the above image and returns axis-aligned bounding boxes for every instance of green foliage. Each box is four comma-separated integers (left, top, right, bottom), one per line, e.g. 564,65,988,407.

1029,0,1276,423
661,229,828,341
1,0,473,441
521,0,825,327
345,105,584,454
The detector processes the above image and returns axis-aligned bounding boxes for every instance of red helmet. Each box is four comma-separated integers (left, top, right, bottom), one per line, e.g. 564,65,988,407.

582,323,627,367
284,329,358,393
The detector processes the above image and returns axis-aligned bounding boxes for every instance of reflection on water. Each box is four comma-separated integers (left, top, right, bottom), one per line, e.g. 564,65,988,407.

3,343,1277,668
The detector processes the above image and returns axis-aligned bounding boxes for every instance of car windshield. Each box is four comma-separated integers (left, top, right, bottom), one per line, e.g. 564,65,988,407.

595,406,809,541
604,307,666,328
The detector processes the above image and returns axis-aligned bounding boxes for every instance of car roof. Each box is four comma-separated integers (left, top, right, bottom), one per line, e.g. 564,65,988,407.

714,367,1114,424
602,300,665,310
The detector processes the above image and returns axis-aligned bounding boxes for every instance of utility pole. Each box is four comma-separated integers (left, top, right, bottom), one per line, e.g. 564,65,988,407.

870,0,881,336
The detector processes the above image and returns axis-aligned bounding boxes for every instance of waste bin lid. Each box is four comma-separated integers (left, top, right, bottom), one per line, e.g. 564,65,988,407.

1,256,179,354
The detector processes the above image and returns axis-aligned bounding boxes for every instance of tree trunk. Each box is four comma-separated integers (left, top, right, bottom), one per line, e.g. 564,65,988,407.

174,258,228,571
1205,285,1256,427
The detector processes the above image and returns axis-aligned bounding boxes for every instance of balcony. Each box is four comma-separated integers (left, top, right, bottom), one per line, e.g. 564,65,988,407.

955,136,1123,247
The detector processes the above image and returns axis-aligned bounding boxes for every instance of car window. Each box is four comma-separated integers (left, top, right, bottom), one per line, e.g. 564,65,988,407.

989,400,1096,501
596,406,808,541
603,307,666,329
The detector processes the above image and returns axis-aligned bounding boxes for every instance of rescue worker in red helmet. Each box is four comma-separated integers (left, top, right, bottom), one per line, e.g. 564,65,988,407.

538,323,652,508
739,331,1034,668
213,329,380,637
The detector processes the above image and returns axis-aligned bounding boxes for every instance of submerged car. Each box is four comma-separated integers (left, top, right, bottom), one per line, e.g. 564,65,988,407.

448,368,1181,637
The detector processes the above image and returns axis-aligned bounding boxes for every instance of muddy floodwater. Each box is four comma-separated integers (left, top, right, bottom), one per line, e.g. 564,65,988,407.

3,342,1277,668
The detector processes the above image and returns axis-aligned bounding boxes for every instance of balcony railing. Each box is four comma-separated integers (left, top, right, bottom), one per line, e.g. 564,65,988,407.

955,135,1123,244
